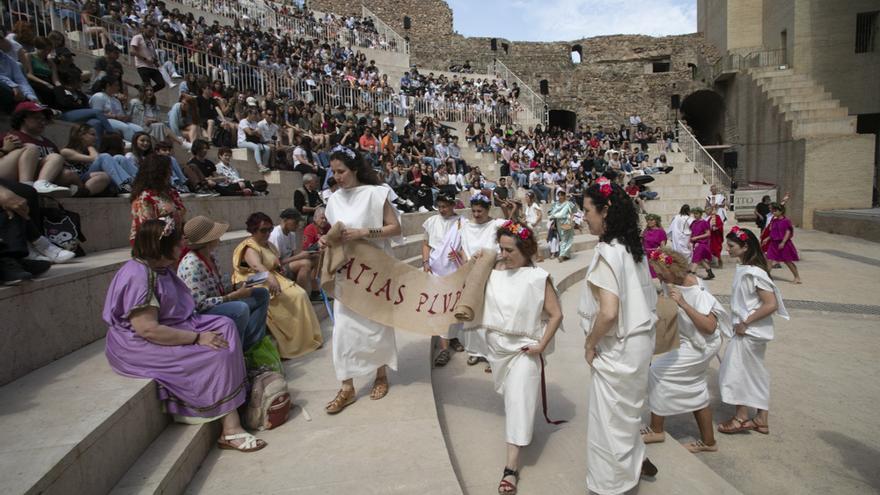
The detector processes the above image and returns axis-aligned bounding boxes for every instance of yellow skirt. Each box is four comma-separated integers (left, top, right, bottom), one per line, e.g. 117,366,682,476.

261,273,323,359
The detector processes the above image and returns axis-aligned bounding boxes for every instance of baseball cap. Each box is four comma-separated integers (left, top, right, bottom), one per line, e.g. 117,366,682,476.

14,101,51,116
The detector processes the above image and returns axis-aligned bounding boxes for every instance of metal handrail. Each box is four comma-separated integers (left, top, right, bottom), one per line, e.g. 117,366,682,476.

487,58,549,127
676,120,732,192
707,48,786,81
361,4,410,54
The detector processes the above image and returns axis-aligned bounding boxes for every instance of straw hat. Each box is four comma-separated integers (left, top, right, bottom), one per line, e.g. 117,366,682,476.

184,216,229,247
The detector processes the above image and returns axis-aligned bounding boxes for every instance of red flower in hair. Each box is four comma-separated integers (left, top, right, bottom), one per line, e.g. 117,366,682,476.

730,226,748,241
595,178,613,198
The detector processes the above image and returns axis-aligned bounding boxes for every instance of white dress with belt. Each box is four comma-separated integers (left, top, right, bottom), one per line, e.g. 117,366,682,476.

458,217,506,358
325,185,399,381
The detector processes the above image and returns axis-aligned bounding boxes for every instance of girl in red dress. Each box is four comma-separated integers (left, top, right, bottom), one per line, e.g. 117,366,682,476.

708,205,725,269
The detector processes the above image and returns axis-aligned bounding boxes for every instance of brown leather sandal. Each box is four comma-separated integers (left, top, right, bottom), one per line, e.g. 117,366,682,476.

717,416,750,434
325,388,356,414
744,418,770,434
370,376,389,400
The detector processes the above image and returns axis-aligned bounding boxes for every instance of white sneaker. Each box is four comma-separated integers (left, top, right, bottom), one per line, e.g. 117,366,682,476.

418,206,429,213
405,199,415,207
178,193,195,198
33,236,75,264
171,72,182,78
25,244,51,262
33,180,71,197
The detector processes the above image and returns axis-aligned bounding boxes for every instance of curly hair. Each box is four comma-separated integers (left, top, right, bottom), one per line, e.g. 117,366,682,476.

726,227,770,275
130,154,173,202
585,181,645,262
497,226,538,262
246,212,273,233
329,148,380,185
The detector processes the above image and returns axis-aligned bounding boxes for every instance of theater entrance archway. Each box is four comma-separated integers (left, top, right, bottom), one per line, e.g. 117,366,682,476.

549,110,577,131
680,90,724,145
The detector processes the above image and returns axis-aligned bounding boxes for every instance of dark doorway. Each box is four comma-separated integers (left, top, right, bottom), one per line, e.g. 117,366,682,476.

549,109,577,131
680,90,725,145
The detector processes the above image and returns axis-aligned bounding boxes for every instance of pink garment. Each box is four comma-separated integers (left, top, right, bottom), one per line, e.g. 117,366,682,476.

766,217,800,262
642,227,667,278
690,219,712,263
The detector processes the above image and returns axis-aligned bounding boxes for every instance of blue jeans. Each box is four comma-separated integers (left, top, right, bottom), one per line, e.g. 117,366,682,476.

60,109,113,147
88,153,139,187
531,183,549,202
204,287,269,351
237,140,269,166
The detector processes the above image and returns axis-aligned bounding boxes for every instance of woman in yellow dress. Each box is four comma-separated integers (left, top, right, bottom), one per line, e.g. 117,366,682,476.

232,212,323,359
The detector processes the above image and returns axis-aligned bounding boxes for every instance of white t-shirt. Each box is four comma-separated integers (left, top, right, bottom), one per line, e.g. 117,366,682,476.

269,225,297,259
237,118,260,144
257,119,279,142
129,33,156,69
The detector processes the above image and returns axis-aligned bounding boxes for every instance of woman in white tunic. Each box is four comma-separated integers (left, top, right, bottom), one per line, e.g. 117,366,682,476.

321,147,402,414
642,247,727,453
458,192,509,370
421,193,465,367
667,204,694,259
471,220,562,494
580,178,659,494
717,226,788,435
705,184,728,223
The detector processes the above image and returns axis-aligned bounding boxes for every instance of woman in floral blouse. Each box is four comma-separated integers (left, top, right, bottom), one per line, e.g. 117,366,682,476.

177,215,268,353
130,154,187,242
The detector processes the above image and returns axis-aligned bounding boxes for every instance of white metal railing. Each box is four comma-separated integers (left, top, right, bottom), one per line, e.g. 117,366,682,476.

13,0,514,124
709,48,787,81
487,58,548,127
676,120,732,192
361,4,409,54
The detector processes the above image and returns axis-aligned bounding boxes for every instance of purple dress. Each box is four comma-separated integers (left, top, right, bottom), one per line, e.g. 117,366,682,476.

642,227,667,278
766,217,800,262
104,259,247,418
690,219,712,263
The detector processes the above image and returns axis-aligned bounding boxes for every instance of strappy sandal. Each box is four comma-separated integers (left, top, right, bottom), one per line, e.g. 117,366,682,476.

467,355,481,366
434,349,451,367
217,432,267,453
640,426,666,444
717,416,750,434
685,439,719,453
450,339,465,352
484,365,492,373
498,466,519,494
744,418,770,434
370,376,389,400
325,388,356,414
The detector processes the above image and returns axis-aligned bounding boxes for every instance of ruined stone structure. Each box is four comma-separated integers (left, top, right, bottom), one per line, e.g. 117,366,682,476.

309,0,715,129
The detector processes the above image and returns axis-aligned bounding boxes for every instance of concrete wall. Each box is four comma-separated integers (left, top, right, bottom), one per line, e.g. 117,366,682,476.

698,0,728,53
728,0,764,51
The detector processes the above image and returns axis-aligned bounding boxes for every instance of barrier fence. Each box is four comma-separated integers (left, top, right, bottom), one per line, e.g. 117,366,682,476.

488,58,548,127
676,120,732,192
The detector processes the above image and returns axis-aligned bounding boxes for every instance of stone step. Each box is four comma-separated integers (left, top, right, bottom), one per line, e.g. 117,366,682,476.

756,78,818,91
649,172,707,186
643,198,705,215
768,91,834,105
110,423,218,495
0,341,168,495
749,67,797,79
780,99,843,112
792,118,857,137
763,86,829,99
648,184,712,200
782,107,850,122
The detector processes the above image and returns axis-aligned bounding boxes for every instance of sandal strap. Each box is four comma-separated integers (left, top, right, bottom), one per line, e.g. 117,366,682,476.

223,432,259,450
503,467,519,478
327,389,353,407
640,426,654,434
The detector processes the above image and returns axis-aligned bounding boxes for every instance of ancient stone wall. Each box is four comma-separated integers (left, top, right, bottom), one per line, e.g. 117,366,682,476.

309,0,717,127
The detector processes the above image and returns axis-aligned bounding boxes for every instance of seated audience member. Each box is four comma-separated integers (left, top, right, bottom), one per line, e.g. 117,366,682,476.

0,35,38,112
1,102,70,196
257,108,287,170
168,93,200,148
24,36,56,106
90,77,143,141
52,68,113,145
293,173,324,220
301,206,331,252
103,219,266,452
0,178,74,278
153,140,193,194
291,136,325,184
269,208,322,301
231,212,323,359
215,147,266,196
91,43,124,87
89,132,139,194
129,85,177,143
178,215,269,353
182,139,222,196
58,124,112,196
237,106,271,173
130,153,187,241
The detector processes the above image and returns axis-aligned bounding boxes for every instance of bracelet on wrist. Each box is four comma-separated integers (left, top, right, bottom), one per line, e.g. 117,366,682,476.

367,228,383,239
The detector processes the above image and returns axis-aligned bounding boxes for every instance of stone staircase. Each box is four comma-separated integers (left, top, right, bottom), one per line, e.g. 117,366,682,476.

641,143,711,226
750,68,857,138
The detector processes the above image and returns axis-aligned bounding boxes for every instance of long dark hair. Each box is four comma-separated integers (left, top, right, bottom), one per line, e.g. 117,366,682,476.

329,148,380,185
586,181,644,262
130,154,173,201
130,131,153,163
726,227,770,275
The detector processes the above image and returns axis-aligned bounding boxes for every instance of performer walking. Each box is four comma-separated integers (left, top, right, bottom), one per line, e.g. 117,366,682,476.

469,221,562,494
422,193,466,367
321,147,402,414
717,226,789,435
667,204,693,260
579,178,659,494
689,207,714,279
641,213,667,279
642,247,728,453
459,192,508,371
708,205,725,268
548,190,575,262
763,203,801,284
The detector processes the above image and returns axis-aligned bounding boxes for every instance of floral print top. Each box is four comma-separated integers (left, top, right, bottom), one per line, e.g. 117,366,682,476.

130,188,186,241
177,250,228,312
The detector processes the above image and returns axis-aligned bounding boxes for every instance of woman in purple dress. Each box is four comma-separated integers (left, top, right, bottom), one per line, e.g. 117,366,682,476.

642,213,667,278
763,203,801,284
104,219,267,453
689,208,714,279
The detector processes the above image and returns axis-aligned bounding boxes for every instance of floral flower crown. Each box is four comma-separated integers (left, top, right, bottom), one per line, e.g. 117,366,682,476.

648,249,674,265
158,216,175,239
502,220,531,240
729,226,749,241
595,177,613,199
331,144,356,159
470,192,491,205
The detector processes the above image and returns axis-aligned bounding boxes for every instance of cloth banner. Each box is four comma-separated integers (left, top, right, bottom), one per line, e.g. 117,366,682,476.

653,295,679,355
319,222,496,336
